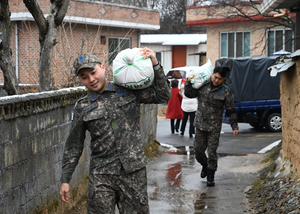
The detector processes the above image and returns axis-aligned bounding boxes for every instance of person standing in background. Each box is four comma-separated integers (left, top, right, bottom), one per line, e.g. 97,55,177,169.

166,79,183,134
180,78,197,138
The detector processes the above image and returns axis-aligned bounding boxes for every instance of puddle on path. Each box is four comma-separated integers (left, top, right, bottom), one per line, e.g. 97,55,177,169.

149,155,216,213
155,145,247,213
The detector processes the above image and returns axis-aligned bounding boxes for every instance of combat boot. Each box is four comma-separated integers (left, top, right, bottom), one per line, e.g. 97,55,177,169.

200,164,208,178
207,169,215,186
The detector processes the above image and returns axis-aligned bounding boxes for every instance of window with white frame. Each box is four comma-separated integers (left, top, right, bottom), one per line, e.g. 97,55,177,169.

220,32,250,58
108,37,131,64
267,29,294,56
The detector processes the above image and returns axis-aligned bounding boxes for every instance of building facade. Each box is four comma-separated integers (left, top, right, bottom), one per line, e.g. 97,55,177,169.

0,0,160,88
140,34,207,72
186,2,296,66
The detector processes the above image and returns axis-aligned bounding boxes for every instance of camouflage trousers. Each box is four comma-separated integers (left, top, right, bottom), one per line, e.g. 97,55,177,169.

87,167,149,214
194,128,220,171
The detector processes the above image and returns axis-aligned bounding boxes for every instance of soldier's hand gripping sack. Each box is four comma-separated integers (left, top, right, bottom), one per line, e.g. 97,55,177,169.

191,59,213,89
113,48,154,90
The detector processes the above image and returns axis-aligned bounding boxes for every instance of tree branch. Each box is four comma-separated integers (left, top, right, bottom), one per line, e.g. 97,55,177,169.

55,0,71,25
23,0,47,32
220,0,295,30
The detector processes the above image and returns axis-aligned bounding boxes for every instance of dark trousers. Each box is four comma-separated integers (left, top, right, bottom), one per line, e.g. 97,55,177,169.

194,129,220,171
170,119,181,133
180,111,195,135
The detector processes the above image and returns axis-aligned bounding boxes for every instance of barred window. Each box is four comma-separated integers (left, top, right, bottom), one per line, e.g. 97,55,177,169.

220,31,250,58
108,37,131,64
267,29,294,56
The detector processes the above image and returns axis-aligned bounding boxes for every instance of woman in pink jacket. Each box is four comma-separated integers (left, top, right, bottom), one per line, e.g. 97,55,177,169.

166,80,183,133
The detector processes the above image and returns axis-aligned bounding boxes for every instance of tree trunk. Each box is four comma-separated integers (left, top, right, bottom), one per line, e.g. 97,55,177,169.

23,0,70,91
38,15,57,91
0,0,21,95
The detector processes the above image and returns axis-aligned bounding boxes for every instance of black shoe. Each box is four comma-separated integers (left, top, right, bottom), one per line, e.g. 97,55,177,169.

189,134,193,138
207,169,215,186
175,128,179,133
200,165,207,178
180,132,184,136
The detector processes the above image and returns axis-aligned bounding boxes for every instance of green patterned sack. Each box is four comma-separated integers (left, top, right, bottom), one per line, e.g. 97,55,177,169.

191,59,213,89
113,48,154,90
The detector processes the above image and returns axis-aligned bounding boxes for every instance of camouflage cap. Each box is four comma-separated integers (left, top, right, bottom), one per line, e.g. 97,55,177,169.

73,53,102,75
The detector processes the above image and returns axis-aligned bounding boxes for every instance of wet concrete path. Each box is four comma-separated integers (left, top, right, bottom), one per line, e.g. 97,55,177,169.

146,118,269,213
147,150,266,214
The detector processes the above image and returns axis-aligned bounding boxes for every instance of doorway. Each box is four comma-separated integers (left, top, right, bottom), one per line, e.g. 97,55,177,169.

172,46,186,68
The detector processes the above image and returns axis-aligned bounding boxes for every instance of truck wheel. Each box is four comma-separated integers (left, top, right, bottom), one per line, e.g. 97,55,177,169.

265,113,282,132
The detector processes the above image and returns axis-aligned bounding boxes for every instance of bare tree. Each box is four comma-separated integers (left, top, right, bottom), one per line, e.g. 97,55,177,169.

143,0,194,34
23,0,70,91
0,0,21,95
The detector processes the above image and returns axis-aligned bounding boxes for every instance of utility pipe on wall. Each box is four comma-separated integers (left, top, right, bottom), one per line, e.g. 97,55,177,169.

15,22,19,80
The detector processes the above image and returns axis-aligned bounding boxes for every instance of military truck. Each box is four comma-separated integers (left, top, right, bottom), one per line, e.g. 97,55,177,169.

216,56,281,132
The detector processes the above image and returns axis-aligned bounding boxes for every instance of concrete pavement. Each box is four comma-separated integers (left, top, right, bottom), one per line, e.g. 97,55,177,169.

146,118,268,214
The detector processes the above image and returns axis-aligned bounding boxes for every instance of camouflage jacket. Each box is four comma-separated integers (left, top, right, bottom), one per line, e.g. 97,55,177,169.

184,79,238,133
61,67,171,183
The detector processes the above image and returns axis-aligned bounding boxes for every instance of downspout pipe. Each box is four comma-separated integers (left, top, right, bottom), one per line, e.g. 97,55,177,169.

15,22,19,80
296,12,300,50
138,29,141,48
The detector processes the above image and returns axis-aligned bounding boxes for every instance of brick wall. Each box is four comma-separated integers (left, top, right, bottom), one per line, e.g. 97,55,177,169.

0,0,160,87
206,22,271,66
186,3,262,22
0,22,139,86
9,0,159,26
0,87,158,214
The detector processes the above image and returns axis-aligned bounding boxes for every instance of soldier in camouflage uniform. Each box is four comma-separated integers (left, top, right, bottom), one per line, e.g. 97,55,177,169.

59,47,171,213
184,67,239,186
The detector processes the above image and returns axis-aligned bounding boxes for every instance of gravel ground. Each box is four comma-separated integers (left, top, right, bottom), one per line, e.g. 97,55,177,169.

245,143,300,214
246,172,300,214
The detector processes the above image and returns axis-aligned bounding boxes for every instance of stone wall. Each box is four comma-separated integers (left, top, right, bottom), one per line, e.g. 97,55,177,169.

280,58,300,175
0,87,158,214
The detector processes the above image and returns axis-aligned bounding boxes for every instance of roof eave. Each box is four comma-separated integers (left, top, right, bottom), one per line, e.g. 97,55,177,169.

11,12,160,31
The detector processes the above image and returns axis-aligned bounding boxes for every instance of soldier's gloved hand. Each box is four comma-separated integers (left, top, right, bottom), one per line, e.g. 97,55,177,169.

233,129,239,136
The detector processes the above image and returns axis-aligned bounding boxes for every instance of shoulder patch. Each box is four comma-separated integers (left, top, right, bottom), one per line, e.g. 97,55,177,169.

223,84,231,91
116,91,128,97
86,103,98,112
73,95,88,115
76,95,88,105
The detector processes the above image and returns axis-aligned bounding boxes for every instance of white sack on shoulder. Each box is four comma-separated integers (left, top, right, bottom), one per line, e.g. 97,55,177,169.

113,48,154,90
191,59,213,89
